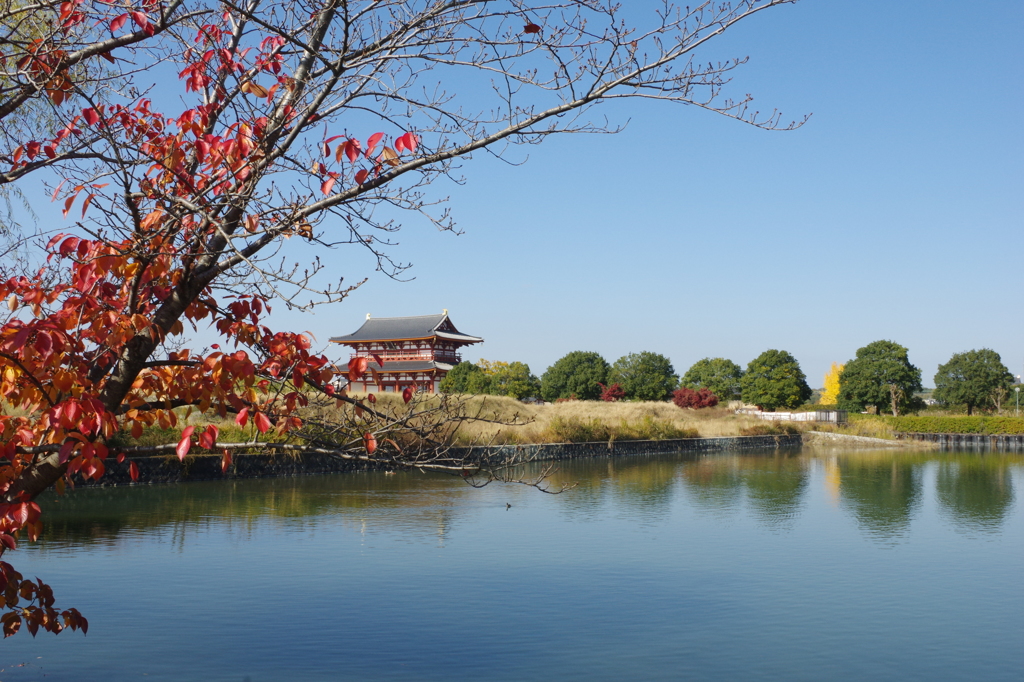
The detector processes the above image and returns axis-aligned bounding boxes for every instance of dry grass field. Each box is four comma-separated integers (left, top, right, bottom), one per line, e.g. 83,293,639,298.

401,395,801,445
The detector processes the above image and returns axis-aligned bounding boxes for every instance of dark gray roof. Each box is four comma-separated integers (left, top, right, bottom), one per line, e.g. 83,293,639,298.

338,360,454,373
330,313,482,345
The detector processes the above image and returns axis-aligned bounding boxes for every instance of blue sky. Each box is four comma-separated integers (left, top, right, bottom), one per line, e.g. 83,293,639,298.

269,0,1022,388
16,1,1021,388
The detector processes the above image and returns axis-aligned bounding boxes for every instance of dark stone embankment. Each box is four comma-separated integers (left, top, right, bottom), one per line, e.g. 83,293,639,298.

80,434,804,487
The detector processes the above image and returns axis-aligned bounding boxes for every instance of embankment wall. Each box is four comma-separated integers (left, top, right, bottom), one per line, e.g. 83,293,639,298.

81,434,803,487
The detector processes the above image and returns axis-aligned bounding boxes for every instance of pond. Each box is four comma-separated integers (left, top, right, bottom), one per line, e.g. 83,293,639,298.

1,447,1022,681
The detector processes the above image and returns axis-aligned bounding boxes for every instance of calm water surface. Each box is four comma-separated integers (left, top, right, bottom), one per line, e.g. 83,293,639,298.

1,447,1022,681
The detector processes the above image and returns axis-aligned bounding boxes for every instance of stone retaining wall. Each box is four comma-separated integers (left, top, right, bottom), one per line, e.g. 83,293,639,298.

81,434,804,487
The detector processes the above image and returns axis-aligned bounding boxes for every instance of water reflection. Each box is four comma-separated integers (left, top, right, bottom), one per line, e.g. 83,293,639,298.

836,454,922,541
27,449,1024,552
678,452,808,527
34,472,476,551
936,459,1015,534
679,457,744,516
741,454,809,527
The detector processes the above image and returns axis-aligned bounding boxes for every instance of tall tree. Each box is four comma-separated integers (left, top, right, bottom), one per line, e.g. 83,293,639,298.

820,362,844,405
680,357,744,403
0,0,805,636
838,340,922,416
609,351,677,401
541,351,609,401
933,349,1013,415
740,349,811,411
438,362,490,394
489,362,541,400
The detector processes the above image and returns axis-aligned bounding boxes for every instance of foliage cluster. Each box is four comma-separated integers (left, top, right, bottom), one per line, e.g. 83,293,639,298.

837,340,922,416
672,387,719,409
540,351,610,402
608,352,677,401
887,416,1024,435
820,362,843,405
439,361,541,400
932,349,1013,415
598,383,626,402
680,357,743,403
740,349,812,411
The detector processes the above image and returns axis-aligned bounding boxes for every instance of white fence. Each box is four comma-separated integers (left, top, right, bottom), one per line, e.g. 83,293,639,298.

735,409,847,424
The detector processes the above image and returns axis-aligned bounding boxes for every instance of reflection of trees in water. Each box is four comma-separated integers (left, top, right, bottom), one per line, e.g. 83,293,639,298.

838,457,922,540
936,459,1015,533
679,457,743,515
33,472,471,550
543,455,693,520
741,455,808,527
679,452,808,524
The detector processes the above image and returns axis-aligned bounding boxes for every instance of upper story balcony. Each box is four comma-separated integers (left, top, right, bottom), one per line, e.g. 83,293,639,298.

351,349,462,364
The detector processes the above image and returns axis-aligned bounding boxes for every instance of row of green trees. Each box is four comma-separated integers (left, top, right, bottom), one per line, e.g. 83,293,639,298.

822,343,1015,416
441,342,1017,415
440,349,816,410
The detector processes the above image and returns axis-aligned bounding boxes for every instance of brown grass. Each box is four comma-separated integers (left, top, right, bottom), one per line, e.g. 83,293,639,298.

438,396,806,445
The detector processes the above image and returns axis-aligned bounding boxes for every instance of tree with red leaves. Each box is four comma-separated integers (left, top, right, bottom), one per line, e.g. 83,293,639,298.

0,0,803,636
598,382,626,402
672,387,719,409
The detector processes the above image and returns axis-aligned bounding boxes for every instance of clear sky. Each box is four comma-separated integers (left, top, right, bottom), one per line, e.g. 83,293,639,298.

268,0,1022,388
21,0,1024,389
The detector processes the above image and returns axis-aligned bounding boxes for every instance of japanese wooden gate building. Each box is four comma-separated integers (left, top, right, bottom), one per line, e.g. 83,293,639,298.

330,312,482,394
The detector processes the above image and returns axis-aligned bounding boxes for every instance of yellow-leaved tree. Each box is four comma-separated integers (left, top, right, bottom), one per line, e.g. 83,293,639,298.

821,362,844,405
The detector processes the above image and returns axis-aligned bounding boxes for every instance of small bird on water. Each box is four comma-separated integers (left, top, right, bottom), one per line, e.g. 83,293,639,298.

506,503,511,510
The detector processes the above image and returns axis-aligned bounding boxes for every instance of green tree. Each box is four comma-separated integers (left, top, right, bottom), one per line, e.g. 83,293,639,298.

933,349,1013,415
740,349,812,411
439,362,491,394
489,361,541,399
838,340,922,416
541,351,610,401
680,357,744,402
609,351,678,401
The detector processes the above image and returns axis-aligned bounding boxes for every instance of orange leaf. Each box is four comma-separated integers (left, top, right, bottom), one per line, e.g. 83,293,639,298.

371,353,384,367
363,432,377,454
235,407,249,427
380,147,400,167
355,169,369,184
524,23,541,34
221,450,232,473
241,81,269,97
402,386,414,404
321,176,336,195
366,392,376,404
129,461,139,481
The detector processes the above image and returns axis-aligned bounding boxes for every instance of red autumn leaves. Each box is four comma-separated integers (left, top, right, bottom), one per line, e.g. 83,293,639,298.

672,387,719,409
320,131,419,195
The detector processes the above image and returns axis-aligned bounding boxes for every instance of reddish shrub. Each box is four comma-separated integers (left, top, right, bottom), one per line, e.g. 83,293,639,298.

597,382,626,402
672,387,719,409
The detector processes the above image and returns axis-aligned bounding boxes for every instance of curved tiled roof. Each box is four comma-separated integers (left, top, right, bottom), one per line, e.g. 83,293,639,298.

330,313,482,345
